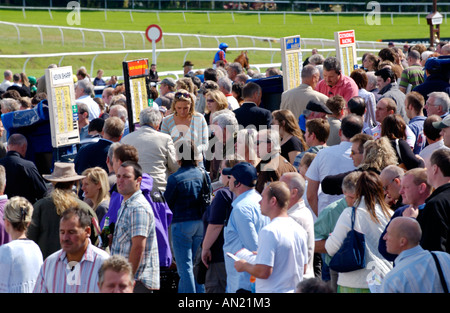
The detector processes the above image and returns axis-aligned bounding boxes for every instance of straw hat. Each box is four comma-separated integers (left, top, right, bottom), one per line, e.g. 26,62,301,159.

43,162,86,182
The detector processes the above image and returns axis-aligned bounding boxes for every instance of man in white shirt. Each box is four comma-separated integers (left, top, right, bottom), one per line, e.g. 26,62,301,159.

280,172,315,279
234,181,308,293
419,115,450,167
306,114,363,217
217,76,239,110
0,70,12,93
75,80,100,121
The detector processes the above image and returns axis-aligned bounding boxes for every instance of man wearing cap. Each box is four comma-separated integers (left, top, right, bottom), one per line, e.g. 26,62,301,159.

298,98,332,133
433,114,450,148
222,162,269,293
280,65,328,122
154,77,176,110
182,61,194,76
213,43,228,69
413,57,450,102
315,57,359,103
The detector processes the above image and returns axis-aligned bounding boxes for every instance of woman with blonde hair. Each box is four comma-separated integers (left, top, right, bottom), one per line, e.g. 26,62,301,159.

204,89,230,125
0,197,43,293
161,89,208,165
272,109,307,164
325,171,393,293
82,167,110,223
27,162,99,259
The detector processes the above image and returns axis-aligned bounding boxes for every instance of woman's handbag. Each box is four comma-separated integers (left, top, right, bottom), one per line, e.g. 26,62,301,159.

329,207,366,273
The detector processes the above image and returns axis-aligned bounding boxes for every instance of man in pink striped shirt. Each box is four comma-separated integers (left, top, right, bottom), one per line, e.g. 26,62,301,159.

315,57,359,103
34,207,110,293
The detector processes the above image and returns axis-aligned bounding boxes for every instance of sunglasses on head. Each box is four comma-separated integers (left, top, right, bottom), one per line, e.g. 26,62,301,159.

175,92,191,99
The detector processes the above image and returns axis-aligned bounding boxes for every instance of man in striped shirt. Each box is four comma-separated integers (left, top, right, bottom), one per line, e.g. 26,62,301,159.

110,161,160,293
34,207,110,293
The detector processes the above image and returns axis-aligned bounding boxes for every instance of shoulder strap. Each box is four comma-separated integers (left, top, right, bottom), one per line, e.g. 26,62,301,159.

431,252,449,293
351,206,356,229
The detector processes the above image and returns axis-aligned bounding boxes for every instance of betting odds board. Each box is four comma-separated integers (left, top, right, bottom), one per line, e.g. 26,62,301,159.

122,58,151,132
45,66,80,148
334,30,358,77
280,35,303,92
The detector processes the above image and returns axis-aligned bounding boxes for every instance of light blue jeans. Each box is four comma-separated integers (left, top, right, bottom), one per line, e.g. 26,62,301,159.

171,220,205,293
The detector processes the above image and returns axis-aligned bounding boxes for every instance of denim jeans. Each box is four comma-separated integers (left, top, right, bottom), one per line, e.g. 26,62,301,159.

171,220,205,293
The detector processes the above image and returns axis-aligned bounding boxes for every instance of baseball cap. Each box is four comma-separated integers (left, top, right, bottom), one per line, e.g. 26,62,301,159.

432,114,450,129
160,77,176,87
222,162,257,187
306,99,332,114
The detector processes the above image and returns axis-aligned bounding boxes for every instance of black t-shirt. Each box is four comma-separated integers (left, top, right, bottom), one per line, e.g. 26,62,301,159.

281,136,304,161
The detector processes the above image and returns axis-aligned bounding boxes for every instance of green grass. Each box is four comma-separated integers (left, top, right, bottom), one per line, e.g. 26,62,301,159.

0,9,447,78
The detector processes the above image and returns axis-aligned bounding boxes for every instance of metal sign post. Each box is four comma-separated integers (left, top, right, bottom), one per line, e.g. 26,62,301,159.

145,24,163,65
280,35,302,92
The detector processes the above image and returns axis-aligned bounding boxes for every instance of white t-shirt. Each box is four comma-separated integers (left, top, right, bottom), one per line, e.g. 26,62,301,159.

255,217,308,293
305,141,355,216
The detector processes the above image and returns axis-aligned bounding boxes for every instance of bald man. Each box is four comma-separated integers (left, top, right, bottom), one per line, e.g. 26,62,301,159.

381,217,450,293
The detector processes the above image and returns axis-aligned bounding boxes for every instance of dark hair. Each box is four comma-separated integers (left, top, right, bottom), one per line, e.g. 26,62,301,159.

405,91,425,114
203,68,218,82
355,171,391,224
61,207,92,229
120,161,143,179
347,96,366,116
375,67,395,82
423,115,442,141
114,144,139,163
306,118,330,143
242,82,261,99
323,57,341,74
341,114,363,139
430,148,450,177
350,69,368,89
378,48,396,63
325,95,346,116
175,139,199,167
381,114,407,140
88,118,105,133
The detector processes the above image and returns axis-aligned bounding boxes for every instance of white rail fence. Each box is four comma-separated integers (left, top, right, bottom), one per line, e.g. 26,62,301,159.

0,21,397,77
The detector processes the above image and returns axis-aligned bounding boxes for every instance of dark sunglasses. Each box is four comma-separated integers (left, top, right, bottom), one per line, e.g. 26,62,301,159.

175,92,191,99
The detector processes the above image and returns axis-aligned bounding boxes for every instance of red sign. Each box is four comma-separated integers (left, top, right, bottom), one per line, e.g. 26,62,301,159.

145,24,163,43
127,59,149,77
338,31,355,45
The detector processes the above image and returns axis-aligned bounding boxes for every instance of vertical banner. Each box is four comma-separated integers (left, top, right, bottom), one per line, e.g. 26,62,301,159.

122,58,150,132
280,35,303,92
334,30,358,77
45,66,80,148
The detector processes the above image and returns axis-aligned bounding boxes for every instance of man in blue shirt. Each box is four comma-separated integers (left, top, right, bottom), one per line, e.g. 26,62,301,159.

381,217,450,293
222,162,269,293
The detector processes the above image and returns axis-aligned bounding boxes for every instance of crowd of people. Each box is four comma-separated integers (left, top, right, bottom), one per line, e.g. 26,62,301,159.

0,40,449,294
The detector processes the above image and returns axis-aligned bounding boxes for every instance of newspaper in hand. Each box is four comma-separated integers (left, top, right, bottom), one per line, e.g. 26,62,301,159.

226,248,257,264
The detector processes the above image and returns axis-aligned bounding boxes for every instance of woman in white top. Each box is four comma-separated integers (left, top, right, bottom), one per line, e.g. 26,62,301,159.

325,171,393,293
0,197,43,293
160,89,208,164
